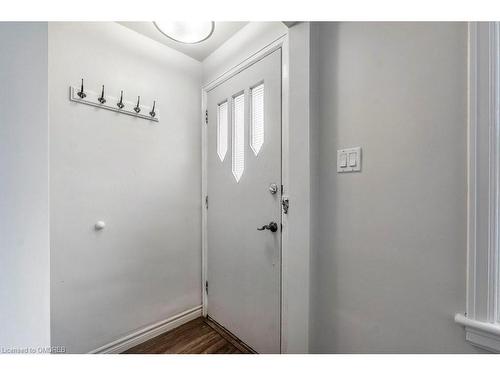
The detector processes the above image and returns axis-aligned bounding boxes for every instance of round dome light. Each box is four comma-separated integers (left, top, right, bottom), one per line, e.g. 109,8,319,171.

153,21,215,44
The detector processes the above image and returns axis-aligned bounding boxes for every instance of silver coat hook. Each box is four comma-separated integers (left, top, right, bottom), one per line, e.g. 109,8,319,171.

149,101,156,118
98,85,106,104
117,90,124,109
77,78,86,99
134,96,141,113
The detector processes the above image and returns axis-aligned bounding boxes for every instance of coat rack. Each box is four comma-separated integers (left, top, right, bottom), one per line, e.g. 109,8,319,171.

69,79,159,122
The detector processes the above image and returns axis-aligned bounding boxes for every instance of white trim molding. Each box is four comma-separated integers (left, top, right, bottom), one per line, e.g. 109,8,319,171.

456,22,500,353
89,305,202,354
455,313,500,352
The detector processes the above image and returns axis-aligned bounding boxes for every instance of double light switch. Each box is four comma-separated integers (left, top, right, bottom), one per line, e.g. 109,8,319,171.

337,147,362,173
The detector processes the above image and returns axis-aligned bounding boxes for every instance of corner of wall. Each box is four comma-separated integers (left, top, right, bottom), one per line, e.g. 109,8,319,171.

286,21,311,354
308,21,321,354
0,22,50,350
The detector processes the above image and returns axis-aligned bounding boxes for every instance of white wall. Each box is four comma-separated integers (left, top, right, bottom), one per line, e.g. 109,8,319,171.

0,22,51,351
49,22,202,353
202,22,287,86
309,22,483,353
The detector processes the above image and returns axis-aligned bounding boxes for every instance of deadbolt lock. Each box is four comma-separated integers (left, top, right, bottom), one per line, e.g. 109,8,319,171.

282,196,289,214
269,183,278,195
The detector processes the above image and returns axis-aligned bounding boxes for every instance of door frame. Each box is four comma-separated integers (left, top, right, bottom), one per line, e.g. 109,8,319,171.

201,34,289,353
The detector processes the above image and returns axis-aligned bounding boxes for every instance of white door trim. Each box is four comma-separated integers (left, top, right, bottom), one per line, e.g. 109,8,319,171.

455,21,500,353
201,33,289,353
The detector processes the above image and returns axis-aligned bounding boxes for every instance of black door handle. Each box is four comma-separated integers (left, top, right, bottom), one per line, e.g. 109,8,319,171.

257,222,278,233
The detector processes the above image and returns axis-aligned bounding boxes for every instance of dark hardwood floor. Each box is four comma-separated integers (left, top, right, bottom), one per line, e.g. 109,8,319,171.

123,317,253,354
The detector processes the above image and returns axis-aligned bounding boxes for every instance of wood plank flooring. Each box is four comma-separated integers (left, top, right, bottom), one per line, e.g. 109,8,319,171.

123,317,252,354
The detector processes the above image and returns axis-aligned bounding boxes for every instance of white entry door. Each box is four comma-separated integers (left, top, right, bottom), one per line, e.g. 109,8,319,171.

206,49,282,354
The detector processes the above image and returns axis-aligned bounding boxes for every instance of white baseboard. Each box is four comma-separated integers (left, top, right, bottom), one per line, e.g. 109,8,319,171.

455,313,500,353
89,305,203,354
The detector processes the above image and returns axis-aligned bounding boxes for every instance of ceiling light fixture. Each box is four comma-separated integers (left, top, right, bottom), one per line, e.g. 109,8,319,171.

153,21,215,44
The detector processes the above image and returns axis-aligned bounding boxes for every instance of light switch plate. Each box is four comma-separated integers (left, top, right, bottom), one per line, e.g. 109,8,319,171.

337,147,362,173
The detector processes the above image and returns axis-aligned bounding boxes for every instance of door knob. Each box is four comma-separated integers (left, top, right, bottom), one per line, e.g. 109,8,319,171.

257,221,278,233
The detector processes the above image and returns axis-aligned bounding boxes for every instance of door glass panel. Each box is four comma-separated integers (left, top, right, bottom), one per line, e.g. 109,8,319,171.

232,93,245,182
217,101,228,161
250,83,264,156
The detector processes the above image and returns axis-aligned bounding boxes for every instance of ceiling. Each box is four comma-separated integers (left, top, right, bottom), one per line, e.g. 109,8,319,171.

118,22,248,61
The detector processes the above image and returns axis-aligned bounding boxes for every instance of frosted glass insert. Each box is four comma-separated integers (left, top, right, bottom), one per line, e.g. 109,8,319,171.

250,83,264,155
217,101,228,161
232,93,245,182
